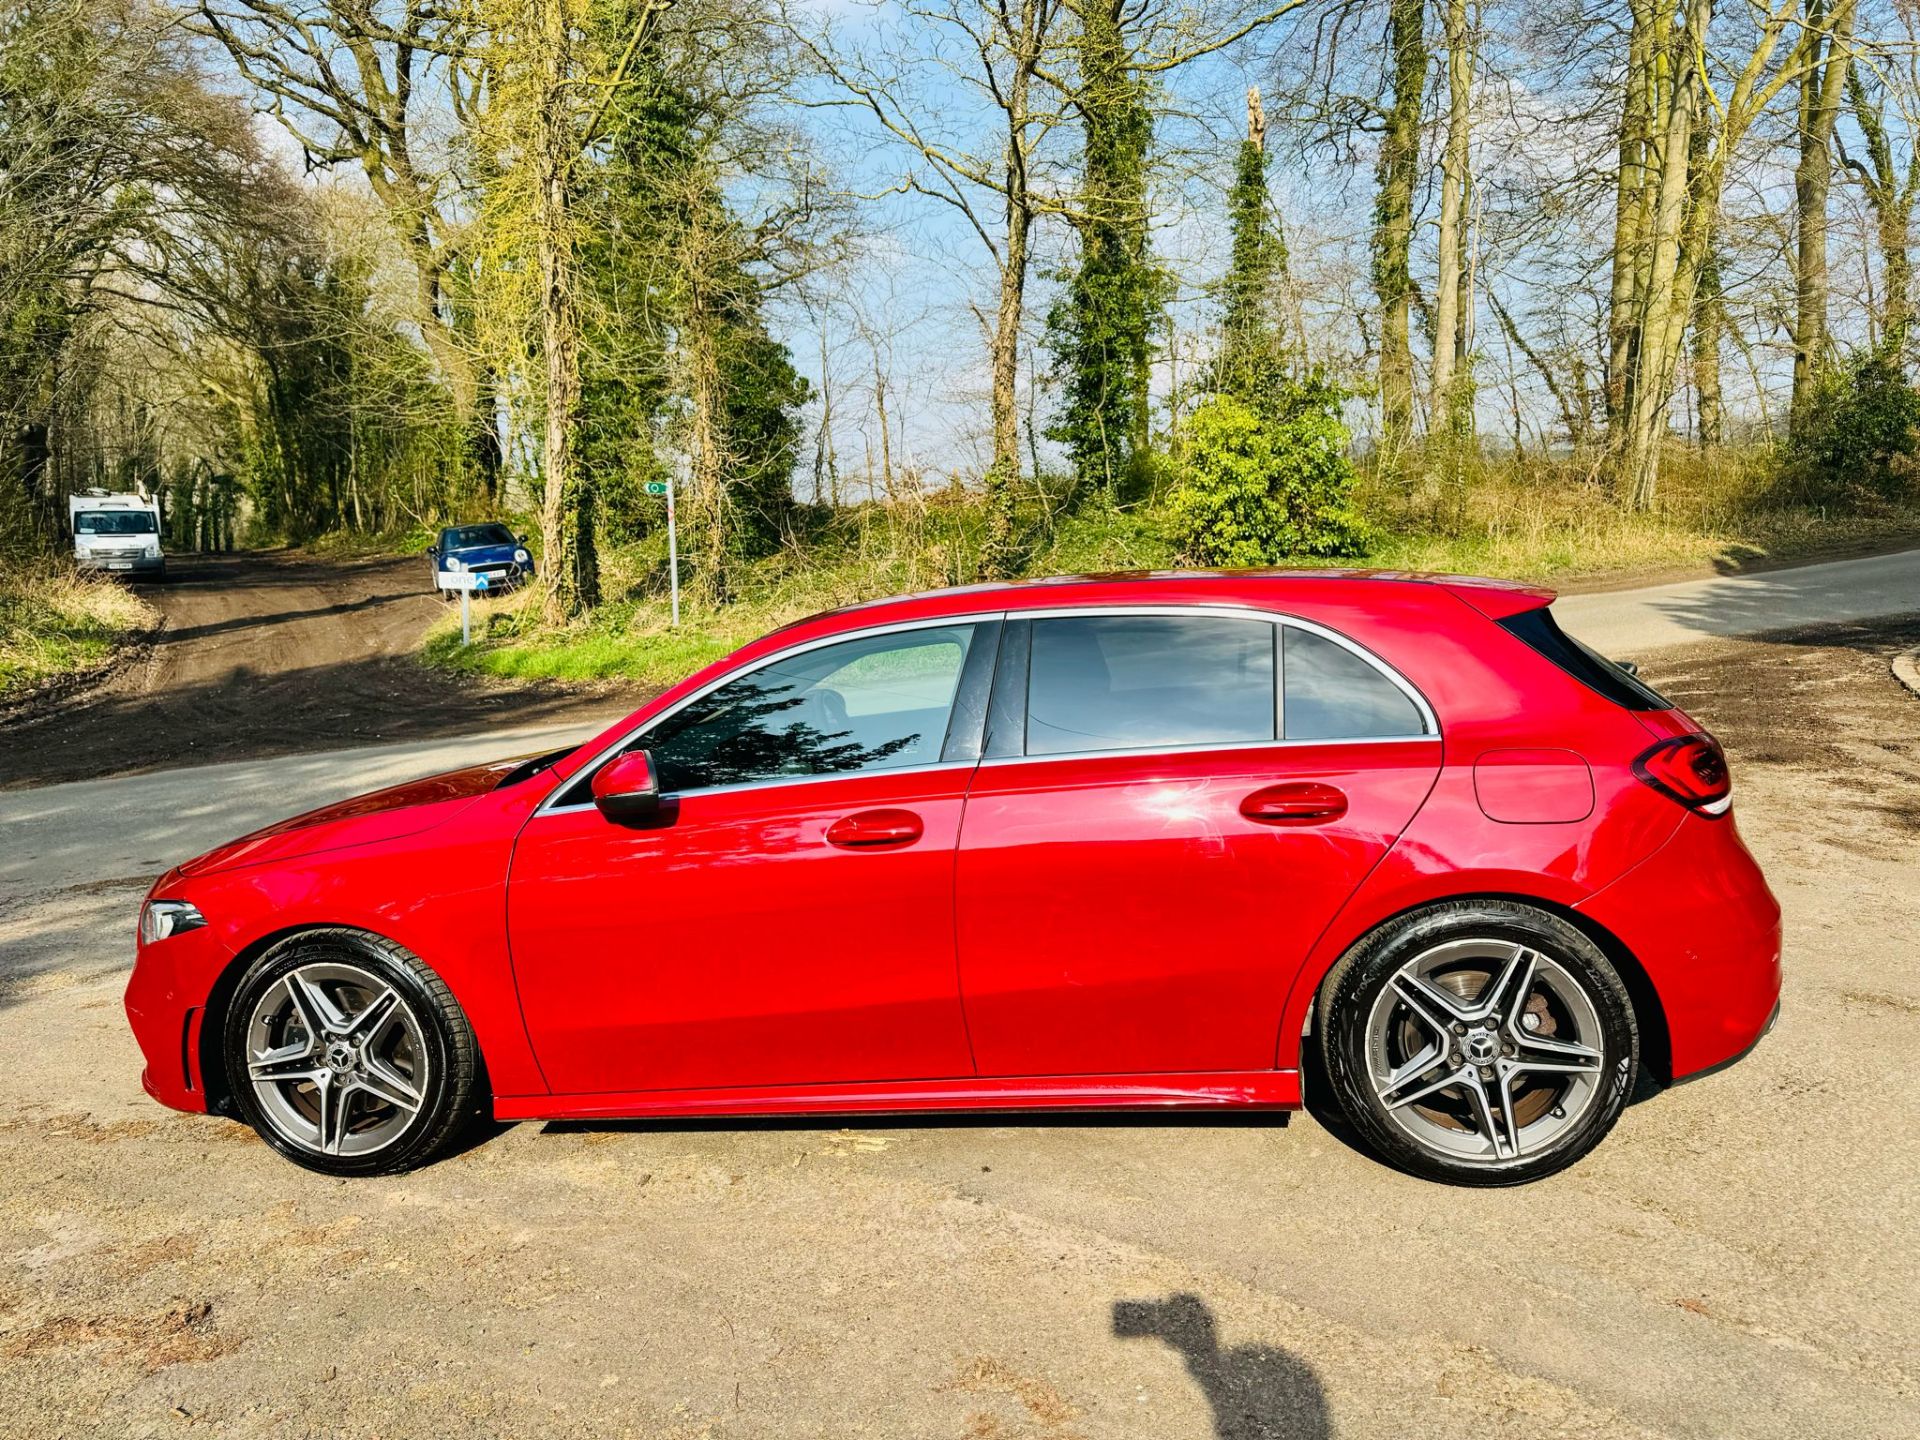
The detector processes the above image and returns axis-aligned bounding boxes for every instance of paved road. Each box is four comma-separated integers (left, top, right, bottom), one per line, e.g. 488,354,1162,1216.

1554,544,1920,657
2,720,601,900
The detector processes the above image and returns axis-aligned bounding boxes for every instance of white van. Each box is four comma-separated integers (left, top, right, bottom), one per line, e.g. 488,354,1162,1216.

70,491,166,579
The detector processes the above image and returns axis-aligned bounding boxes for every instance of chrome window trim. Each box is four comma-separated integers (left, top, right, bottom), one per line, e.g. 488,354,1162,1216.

533,601,1438,815
1012,603,1439,747
972,732,1438,773
536,613,1002,815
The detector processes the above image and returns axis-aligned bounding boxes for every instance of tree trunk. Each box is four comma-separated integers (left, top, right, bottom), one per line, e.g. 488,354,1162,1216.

534,0,597,623
1842,61,1912,349
1618,0,1711,510
1691,243,1725,447
472,366,504,505
983,195,1026,578
1790,0,1855,432
1687,114,1724,448
1607,0,1664,431
982,51,1035,579
1371,0,1427,458
1431,0,1471,423
685,265,730,607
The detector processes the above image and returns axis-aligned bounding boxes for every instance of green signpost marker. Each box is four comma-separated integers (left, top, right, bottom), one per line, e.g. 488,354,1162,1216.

643,480,669,497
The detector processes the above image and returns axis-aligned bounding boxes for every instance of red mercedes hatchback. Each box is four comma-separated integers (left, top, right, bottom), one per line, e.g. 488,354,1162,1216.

125,572,1781,1185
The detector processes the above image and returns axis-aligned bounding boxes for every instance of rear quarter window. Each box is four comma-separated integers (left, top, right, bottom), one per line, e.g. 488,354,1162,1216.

1282,626,1429,740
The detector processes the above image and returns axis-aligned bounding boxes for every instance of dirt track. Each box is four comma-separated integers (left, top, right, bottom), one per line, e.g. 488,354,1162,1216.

0,551,629,789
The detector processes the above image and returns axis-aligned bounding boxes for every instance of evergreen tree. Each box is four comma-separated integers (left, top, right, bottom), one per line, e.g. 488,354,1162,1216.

1048,0,1165,501
571,16,809,588
1215,87,1289,400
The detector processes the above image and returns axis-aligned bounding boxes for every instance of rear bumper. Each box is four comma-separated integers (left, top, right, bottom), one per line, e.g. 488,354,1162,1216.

1577,809,1783,1080
124,925,234,1114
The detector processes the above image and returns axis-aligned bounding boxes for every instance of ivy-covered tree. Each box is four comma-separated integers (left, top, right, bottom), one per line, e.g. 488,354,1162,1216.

1214,86,1289,399
1048,0,1166,501
569,6,811,601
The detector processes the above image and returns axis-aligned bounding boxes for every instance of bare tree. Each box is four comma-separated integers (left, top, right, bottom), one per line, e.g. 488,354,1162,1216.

788,0,1069,575
1790,0,1857,429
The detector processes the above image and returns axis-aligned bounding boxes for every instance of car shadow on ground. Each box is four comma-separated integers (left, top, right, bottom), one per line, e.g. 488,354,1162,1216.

1113,1292,1331,1440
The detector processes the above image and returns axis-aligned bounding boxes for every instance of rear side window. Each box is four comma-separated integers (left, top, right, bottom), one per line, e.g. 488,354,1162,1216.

1282,626,1428,740
1499,608,1673,710
1026,615,1276,755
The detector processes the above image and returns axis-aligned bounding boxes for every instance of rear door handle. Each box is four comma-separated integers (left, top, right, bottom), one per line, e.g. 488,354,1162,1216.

1241,782,1349,825
826,808,925,848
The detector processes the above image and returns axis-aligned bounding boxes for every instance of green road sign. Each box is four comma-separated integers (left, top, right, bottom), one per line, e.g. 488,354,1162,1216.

644,480,670,497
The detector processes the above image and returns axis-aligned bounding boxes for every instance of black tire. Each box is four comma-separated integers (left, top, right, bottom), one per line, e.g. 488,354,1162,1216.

1316,900,1637,1187
223,928,482,1177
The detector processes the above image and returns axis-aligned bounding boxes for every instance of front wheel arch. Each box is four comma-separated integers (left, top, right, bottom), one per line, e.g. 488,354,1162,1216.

198,924,489,1119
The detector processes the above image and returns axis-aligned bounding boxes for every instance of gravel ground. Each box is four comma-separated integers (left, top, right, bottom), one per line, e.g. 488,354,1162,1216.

1,618,1917,1439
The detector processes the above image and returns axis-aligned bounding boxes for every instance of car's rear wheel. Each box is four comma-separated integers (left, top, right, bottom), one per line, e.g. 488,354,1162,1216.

224,930,480,1176
1317,901,1637,1186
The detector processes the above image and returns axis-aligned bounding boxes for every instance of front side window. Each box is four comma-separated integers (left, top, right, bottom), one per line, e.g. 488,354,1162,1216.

639,625,977,793
1025,615,1277,756
1282,626,1427,739
76,511,156,535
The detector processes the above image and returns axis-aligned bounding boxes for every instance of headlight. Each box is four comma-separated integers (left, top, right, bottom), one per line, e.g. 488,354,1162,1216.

514,549,530,564
446,557,465,572
139,900,205,944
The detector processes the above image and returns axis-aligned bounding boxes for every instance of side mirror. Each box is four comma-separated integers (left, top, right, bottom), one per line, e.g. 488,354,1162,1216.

591,750,660,823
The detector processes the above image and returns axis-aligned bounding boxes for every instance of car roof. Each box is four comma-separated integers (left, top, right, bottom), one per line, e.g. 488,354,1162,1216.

776,569,1554,635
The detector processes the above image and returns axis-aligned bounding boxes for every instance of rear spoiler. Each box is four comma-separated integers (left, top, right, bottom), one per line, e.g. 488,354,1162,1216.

1435,577,1556,621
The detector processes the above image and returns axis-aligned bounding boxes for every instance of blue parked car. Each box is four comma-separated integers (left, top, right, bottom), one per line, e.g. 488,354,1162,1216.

427,523,535,598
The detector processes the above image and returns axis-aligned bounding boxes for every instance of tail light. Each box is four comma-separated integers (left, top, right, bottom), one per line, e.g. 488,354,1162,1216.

1633,735,1732,815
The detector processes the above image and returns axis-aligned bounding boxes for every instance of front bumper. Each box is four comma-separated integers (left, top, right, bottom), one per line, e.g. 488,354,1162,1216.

1577,809,1783,1081
124,922,236,1113
78,553,165,576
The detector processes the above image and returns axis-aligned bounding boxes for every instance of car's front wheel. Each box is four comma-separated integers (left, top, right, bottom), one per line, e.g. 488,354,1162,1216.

223,929,481,1176
1317,901,1637,1186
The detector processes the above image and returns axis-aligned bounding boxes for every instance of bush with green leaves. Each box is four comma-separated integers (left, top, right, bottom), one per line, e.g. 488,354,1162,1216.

1164,375,1365,566
1787,349,1920,503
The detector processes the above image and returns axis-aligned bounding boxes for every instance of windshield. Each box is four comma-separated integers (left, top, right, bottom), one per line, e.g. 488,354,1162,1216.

76,511,157,535
443,524,515,549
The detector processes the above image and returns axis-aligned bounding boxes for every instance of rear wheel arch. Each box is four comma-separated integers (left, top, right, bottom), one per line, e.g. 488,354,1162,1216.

1297,891,1672,1089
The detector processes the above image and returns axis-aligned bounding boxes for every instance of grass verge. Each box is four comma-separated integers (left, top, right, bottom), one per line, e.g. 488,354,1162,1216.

0,565,157,701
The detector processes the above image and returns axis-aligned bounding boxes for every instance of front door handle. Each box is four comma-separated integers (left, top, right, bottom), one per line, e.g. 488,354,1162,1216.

1241,782,1349,825
826,808,925,849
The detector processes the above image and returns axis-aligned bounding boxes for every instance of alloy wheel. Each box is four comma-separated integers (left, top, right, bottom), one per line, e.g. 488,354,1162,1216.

1363,938,1607,1165
243,960,430,1158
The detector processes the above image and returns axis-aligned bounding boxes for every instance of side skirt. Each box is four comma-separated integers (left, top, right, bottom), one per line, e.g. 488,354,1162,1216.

493,1070,1302,1123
